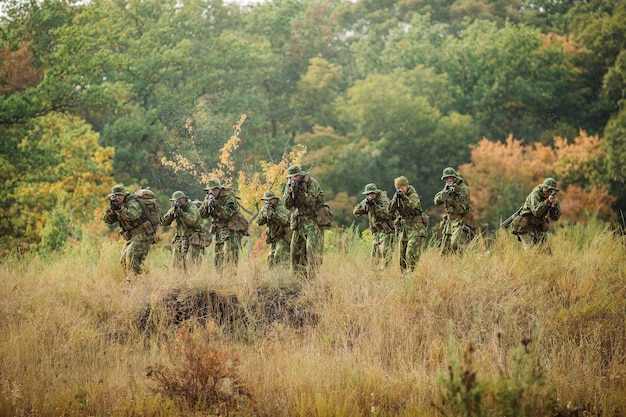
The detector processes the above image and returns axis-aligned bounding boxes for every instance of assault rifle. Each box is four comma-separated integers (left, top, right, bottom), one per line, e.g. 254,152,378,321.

205,190,216,213
108,195,121,211
501,207,521,229
289,179,301,200
395,190,404,209
445,183,457,195
365,196,375,212
549,189,559,208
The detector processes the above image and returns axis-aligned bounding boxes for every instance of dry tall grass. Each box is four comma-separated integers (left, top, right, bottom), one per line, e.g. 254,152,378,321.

0,222,624,416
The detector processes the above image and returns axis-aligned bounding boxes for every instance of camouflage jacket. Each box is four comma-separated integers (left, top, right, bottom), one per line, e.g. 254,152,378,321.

200,188,241,231
283,174,325,220
162,201,203,238
102,193,145,232
434,178,471,218
353,191,394,234
388,186,427,235
520,186,561,225
257,200,291,243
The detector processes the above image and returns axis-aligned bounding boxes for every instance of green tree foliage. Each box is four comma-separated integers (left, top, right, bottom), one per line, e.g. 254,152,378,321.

437,20,587,143
336,68,476,204
1,113,114,250
291,57,343,133
1,0,625,249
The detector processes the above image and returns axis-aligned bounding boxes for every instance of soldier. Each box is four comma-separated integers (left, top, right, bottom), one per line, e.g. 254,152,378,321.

388,176,427,273
283,165,328,278
257,190,292,268
103,184,156,279
162,190,205,270
200,179,247,273
353,183,395,268
434,167,474,254
511,177,561,251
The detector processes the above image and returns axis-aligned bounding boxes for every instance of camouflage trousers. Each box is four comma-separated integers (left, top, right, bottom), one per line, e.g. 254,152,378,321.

397,229,426,272
213,228,242,274
121,230,153,275
291,220,324,278
268,239,290,268
172,236,203,270
440,218,473,255
517,227,549,251
372,231,394,268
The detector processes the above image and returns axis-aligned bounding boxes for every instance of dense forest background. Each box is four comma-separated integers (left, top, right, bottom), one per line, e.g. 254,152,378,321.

1,0,625,251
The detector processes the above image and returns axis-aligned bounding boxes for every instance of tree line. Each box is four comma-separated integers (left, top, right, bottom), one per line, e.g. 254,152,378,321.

1,0,624,251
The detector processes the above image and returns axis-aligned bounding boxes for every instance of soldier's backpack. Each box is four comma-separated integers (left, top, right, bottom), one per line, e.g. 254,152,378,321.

134,187,164,229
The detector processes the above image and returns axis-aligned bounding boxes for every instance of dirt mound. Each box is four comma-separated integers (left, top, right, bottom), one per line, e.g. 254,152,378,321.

136,284,318,336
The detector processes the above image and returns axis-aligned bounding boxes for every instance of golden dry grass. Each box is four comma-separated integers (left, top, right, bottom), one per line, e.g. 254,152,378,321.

0,222,624,416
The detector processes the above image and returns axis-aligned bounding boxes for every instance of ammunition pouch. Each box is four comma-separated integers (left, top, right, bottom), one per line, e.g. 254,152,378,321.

189,231,210,248
380,221,394,234
511,214,530,235
290,211,299,230
227,212,249,233
120,220,154,242
315,204,334,229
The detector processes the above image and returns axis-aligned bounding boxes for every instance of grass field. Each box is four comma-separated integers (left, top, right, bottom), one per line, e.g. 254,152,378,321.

0,222,624,416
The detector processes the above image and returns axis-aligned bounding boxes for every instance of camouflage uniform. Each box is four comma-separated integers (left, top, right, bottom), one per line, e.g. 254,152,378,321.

388,176,427,272
511,177,561,251
353,183,395,268
283,165,326,278
163,191,205,270
103,184,155,275
434,167,474,254
257,190,292,268
200,179,245,273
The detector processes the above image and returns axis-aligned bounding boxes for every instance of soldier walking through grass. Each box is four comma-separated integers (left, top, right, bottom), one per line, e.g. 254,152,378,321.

200,179,248,274
103,184,156,279
510,177,561,251
257,190,292,268
283,165,329,278
388,176,427,273
434,167,475,254
353,183,395,268
163,190,205,270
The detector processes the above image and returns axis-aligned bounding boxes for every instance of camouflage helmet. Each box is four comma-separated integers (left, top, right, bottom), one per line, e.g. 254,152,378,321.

260,190,280,200
111,184,126,195
441,167,459,180
362,183,381,195
170,190,188,201
203,179,222,191
286,165,306,177
542,177,558,190
394,176,409,188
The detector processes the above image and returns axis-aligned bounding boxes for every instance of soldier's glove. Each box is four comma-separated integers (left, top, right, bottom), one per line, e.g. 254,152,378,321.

173,202,182,214
110,199,122,211
366,197,375,206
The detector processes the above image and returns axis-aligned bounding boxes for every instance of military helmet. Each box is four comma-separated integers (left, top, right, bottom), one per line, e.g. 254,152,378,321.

203,179,222,191
111,184,126,195
394,176,409,188
286,165,306,177
362,183,381,195
441,167,459,180
170,190,188,201
542,177,558,190
260,190,279,200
